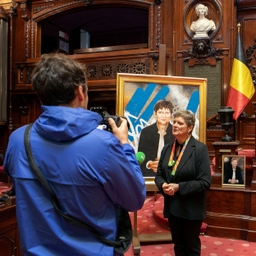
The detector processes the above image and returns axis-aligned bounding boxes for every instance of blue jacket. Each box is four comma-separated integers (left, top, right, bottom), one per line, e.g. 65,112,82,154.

4,106,146,256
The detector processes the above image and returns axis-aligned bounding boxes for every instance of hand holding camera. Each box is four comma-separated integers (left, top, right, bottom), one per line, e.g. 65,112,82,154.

90,106,130,144
108,117,129,144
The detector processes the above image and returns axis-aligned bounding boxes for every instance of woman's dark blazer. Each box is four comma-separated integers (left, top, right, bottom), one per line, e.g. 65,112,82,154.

138,123,174,177
154,136,212,220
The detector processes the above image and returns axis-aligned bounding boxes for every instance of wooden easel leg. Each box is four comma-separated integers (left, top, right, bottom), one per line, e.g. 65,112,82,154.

132,211,140,255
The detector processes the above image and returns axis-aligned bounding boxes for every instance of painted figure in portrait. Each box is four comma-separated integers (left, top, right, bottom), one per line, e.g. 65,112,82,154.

137,100,175,177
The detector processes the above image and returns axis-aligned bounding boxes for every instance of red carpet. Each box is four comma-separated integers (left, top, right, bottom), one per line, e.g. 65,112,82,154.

0,181,10,194
1,183,256,255
125,235,256,256
125,193,256,256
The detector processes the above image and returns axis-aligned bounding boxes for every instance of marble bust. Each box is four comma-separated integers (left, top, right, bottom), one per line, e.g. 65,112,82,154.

190,4,216,39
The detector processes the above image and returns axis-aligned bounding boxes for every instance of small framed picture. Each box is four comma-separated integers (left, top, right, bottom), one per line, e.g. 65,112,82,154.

222,155,246,188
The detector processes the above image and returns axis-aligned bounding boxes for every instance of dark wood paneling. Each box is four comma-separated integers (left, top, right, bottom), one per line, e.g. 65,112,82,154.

205,188,256,242
0,205,21,256
0,0,256,245
237,0,256,9
237,117,255,149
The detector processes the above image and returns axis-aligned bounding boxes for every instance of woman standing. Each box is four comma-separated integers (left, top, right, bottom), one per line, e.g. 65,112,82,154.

155,110,212,256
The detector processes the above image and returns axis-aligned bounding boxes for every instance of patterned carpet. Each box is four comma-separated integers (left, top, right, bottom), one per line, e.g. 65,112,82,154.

1,182,256,255
0,181,11,194
125,235,256,256
0,181,13,207
125,193,256,256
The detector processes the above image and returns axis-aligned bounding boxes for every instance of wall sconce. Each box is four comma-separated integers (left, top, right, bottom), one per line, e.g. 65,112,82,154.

218,106,234,141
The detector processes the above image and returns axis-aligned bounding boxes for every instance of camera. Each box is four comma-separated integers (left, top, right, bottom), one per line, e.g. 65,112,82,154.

90,106,122,132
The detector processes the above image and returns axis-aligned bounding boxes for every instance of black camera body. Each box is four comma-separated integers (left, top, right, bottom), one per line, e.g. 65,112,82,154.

90,106,121,132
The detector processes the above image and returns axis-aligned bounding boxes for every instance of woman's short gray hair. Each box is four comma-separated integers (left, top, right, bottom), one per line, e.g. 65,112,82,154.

173,110,195,133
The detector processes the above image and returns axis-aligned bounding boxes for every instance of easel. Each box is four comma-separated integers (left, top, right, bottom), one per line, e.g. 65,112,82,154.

132,179,172,255
132,47,172,254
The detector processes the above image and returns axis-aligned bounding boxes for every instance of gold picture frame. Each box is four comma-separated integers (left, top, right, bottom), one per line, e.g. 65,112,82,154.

116,73,207,183
222,155,246,188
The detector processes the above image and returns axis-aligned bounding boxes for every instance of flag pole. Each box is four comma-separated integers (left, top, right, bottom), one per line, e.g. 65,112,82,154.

237,23,240,33
233,23,241,141
234,23,241,141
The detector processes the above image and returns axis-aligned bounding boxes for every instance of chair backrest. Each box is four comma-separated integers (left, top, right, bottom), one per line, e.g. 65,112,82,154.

0,164,11,187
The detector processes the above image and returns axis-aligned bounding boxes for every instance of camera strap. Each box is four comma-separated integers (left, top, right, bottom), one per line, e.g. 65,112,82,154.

23,123,122,248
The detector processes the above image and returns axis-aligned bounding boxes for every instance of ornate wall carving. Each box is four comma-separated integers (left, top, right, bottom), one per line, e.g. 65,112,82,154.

0,8,8,123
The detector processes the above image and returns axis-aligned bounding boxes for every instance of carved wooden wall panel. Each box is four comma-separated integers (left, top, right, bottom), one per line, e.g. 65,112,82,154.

239,17,256,116
237,117,255,149
7,0,162,127
0,205,21,256
0,11,8,124
206,188,254,241
0,0,252,158
173,0,234,113
0,0,256,244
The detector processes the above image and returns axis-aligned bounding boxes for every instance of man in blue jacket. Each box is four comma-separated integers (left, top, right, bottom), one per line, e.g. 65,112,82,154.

4,53,146,256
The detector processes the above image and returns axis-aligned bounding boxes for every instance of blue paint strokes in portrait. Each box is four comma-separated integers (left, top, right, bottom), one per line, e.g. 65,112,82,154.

126,83,169,135
186,91,199,113
135,85,170,123
126,83,158,117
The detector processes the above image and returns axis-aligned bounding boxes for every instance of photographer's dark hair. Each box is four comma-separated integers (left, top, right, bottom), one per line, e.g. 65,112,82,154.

154,100,174,113
31,53,87,106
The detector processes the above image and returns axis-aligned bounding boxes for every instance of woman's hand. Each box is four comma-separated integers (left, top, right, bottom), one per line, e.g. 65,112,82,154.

162,183,179,196
147,160,159,173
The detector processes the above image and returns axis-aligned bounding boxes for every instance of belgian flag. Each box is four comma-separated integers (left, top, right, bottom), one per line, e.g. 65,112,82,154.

226,25,255,120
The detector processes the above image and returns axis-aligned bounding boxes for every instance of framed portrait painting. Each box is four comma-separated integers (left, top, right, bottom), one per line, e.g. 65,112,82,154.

116,73,207,182
222,155,246,188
